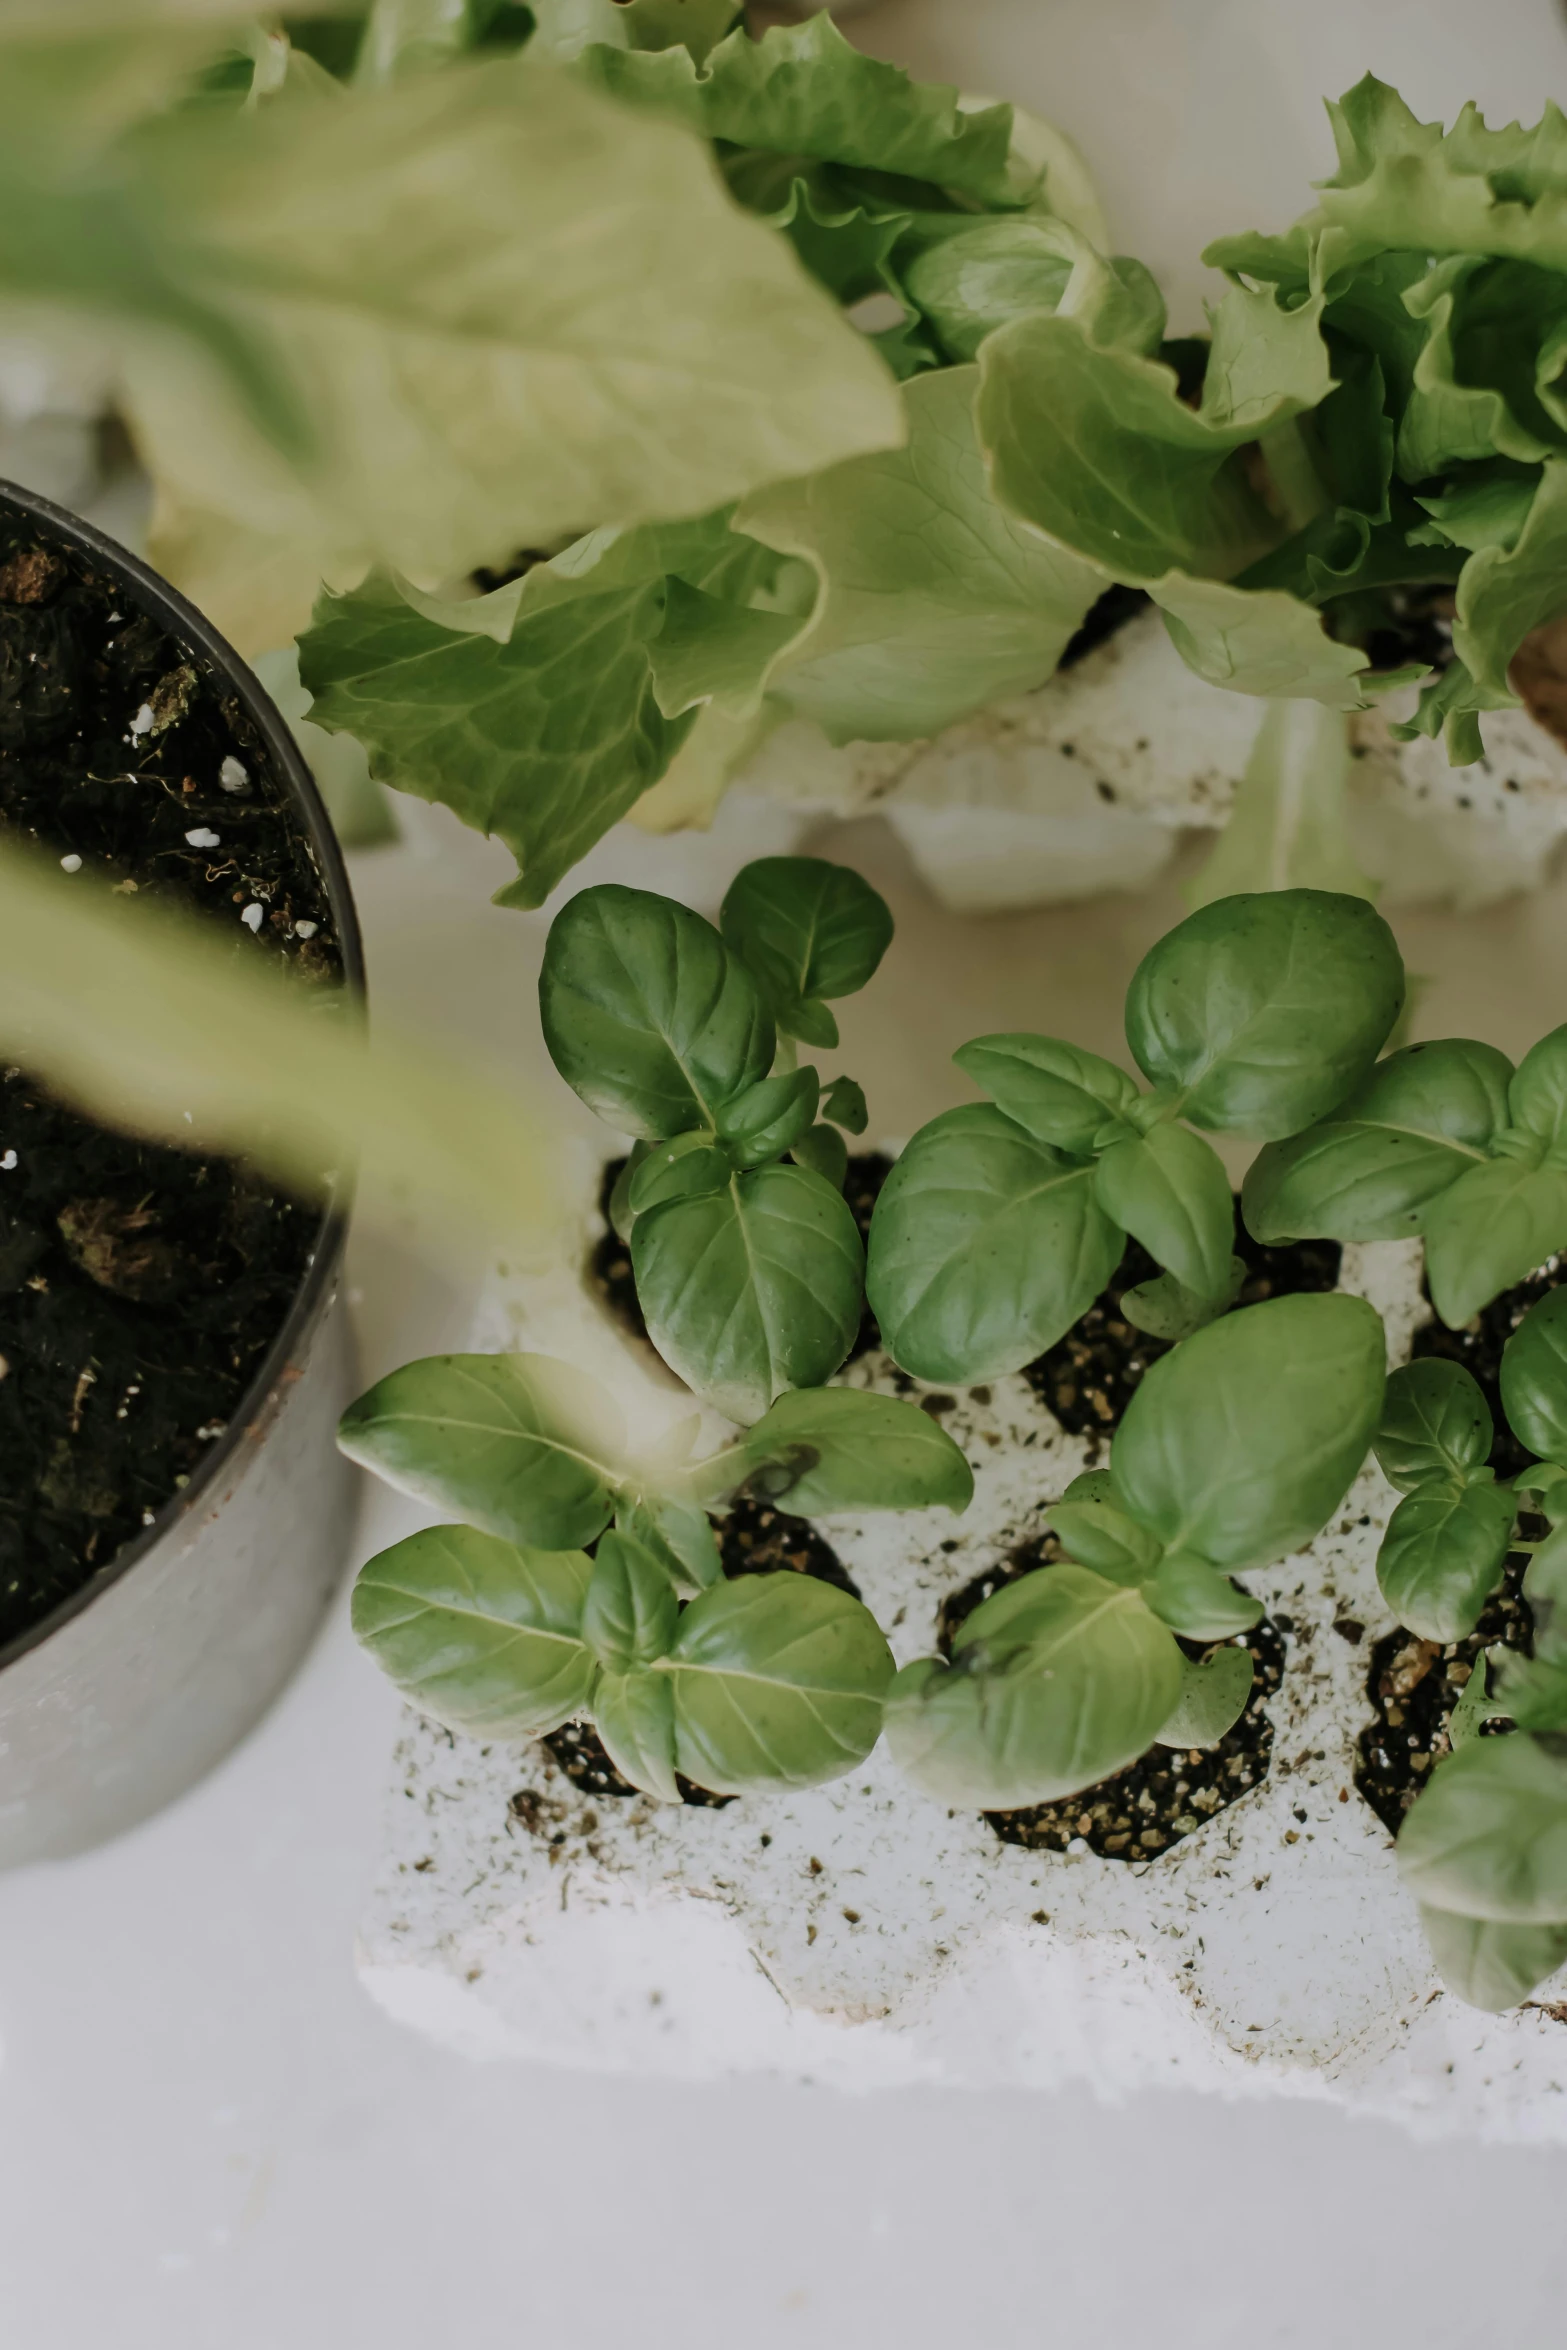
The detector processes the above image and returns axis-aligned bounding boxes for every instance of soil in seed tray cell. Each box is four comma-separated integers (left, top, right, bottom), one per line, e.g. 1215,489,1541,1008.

0,518,342,1646
1412,1264,1567,1481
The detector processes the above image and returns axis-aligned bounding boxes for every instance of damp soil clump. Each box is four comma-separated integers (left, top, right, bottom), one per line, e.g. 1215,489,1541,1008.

0,511,341,1647
1355,1548,1535,1838
1412,1259,1567,1481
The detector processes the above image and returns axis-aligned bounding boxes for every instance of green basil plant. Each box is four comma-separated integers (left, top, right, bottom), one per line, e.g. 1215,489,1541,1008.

338,1349,972,1799
1371,1294,1567,2008
1245,1026,1567,1329
866,888,1404,1382
883,1291,1387,1809
539,854,891,1422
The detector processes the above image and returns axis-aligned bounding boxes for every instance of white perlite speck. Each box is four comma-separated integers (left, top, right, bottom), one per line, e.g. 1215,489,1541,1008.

0,1151,16,1171
184,827,220,849
58,854,81,874
218,756,249,795
293,920,318,940
128,703,154,738
240,903,263,933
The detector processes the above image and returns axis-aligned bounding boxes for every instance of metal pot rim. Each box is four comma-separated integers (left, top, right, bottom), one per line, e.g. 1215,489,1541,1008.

0,476,365,1678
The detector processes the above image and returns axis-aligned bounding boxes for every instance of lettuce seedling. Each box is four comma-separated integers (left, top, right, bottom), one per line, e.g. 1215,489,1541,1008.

883,1292,1387,1808
338,1350,972,1800
540,855,891,1421
1245,1026,1567,1328
866,889,1403,1383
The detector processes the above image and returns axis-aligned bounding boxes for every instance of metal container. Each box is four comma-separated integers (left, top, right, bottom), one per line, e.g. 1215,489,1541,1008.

0,480,363,1868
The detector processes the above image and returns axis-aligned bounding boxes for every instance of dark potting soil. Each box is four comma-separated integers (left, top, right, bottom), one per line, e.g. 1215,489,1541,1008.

1330,582,1457,680
1354,1547,1535,1839
1058,583,1152,671
538,1496,856,1808
1412,1260,1567,1481
935,1534,1285,1860
0,518,341,1647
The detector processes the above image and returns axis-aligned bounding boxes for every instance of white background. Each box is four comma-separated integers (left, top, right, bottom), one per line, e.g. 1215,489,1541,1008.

8,5,1567,2345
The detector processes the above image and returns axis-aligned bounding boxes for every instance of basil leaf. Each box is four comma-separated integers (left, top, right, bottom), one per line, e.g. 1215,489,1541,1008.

631,1163,863,1422
1510,1024,1567,1150
1092,1125,1237,1300
1242,1039,1513,1244
1154,1644,1255,1749
821,1075,868,1135
865,1103,1122,1384
1143,1552,1264,1639
1492,1648,1567,1734
1375,1479,1515,1641
1423,1158,1567,1328
953,1033,1141,1155
1418,1906,1567,2012
351,1527,597,1737
1374,1359,1495,1493
791,1122,849,1189
1449,1652,1512,1750
704,1384,973,1515
1398,1734,1567,1924
1501,1289,1567,1467
714,1065,820,1167
1525,1523,1567,1663
1120,1261,1244,1342
1124,890,1404,1137
539,884,773,1138
608,1141,652,1241
581,1530,681,1670
1111,1292,1387,1570
1045,1496,1163,1585
593,1667,681,1803
338,1352,620,1548
883,1565,1184,1810
781,997,839,1051
719,856,893,1017
661,1573,895,1793
627,1131,732,1214
616,1494,723,1597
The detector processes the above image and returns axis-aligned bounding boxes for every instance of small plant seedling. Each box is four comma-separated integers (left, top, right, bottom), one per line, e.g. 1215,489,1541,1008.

1373,1291,1567,2009
882,1292,1386,1808
539,856,892,1421
866,890,1404,1383
1244,1027,1567,1329
338,1350,972,1800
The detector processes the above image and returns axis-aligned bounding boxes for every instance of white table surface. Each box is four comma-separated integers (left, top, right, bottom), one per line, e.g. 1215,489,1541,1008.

9,7,1567,2343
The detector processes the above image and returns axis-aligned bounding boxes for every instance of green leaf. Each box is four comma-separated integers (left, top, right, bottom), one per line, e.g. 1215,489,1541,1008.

338,1353,620,1548
351,1526,597,1736
1124,890,1405,1138
1119,1261,1244,1343
719,857,892,1018
735,365,1105,746
1142,1552,1264,1640
1154,574,1370,709
1510,1024,1567,1151
592,1667,681,1803
882,1565,1184,1810
1154,1643,1255,1749
1422,1158,1567,1329
581,1529,680,1670
821,1076,868,1136
1045,1495,1163,1585
1418,1905,1567,2012
1398,1733,1567,1925
530,0,741,67
627,1130,732,1215
1376,1479,1515,1641
953,1034,1140,1156
631,1163,863,1423
1092,1124,1237,1301
1375,1359,1495,1493
865,1103,1122,1385
616,1492,722,1598
1242,1038,1513,1245
1525,1521,1567,1662
659,1572,895,1795
1186,699,1372,910
703,1385,974,1516
899,213,1076,363
1492,1646,1567,1733
714,1066,821,1168
539,884,772,1139
791,1122,849,1189
1111,1292,1387,1571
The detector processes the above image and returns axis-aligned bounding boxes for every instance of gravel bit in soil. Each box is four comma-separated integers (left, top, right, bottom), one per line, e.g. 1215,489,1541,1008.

936,1535,1285,1860
0,511,341,1646
1022,1222,1342,1444
1355,1548,1536,1838
1412,1262,1567,1481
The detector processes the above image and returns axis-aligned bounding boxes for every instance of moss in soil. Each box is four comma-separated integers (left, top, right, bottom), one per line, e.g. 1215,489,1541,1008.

0,516,341,1646
1412,1260,1567,1481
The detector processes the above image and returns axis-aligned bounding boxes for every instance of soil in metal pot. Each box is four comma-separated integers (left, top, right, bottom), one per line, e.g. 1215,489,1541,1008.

935,1535,1285,1861
0,517,341,1647
1354,1548,1535,1839
538,1499,856,1809
1412,1260,1567,1481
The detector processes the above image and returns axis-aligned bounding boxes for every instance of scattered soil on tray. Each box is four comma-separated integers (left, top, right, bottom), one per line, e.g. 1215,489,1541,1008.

1022,1222,1342,1446
1355,1547,1535,1838
935,1535,1285,1860
0,510,341,1647
1412,1261,1567,1480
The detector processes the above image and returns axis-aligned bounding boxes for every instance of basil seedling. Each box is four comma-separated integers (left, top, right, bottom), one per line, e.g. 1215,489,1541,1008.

1244,1027,1567,1328
867,890,1403,1383
540,856,891,1419
883,1292,1386,1809
339,1350,973,1799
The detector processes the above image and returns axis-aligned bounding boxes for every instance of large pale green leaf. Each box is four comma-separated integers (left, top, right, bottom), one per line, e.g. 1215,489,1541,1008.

1374,1359,1494,1494
337,1353,621,1547
631,1163,863,1423
1112,1293,1387,1571
351,1526,597,1737
735,365,1105,745
1501,1290,1567,1466
1423,1158,1567,1328
865,1103,1122,1386
1419,1905,1567,2012
660,1572,895,1794
883,1565,1183,1810
1155,576,1370,709
1398,1734,1567,1924
1376,1480,1515,1641
700,1386,974,1516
